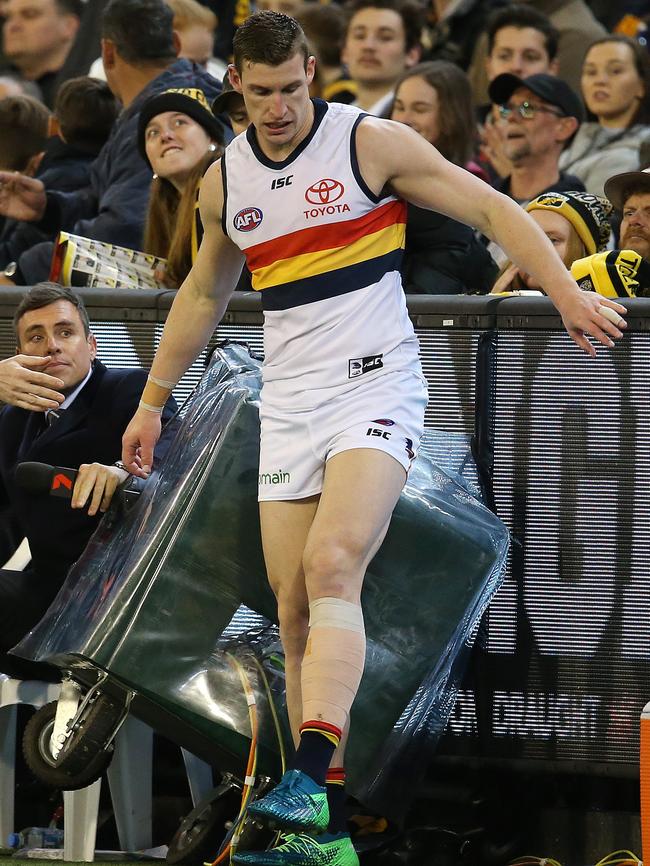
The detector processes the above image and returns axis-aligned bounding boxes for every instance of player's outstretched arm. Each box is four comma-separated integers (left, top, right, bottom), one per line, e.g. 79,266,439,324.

122,159,245,476
357,118,626,357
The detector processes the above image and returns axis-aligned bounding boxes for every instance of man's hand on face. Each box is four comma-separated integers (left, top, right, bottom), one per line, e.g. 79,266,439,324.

71,463,130,517
0,355,65,410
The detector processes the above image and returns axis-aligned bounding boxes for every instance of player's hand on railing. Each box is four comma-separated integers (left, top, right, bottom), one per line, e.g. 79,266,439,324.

555,290,627,357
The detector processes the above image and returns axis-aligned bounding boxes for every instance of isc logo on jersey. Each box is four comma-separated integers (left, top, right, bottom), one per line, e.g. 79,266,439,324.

234,207,263,232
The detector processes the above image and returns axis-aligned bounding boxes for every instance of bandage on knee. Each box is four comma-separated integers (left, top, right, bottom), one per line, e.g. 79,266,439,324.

301,596,366,731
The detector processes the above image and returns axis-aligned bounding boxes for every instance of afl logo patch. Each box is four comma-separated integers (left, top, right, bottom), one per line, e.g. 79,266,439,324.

305,178,345,205
234,207,263,232
373,418,395,426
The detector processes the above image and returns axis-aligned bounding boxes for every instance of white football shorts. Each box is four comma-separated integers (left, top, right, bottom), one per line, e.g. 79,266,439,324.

257,369,428,501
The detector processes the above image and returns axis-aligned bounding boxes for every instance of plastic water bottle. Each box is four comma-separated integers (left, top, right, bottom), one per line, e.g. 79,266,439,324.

7,826,65,851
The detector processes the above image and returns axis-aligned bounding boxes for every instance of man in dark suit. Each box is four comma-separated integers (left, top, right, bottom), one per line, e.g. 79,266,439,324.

0,282,176,679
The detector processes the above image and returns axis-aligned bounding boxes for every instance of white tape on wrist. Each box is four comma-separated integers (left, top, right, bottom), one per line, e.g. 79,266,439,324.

139,399,164,414
148,374,177,389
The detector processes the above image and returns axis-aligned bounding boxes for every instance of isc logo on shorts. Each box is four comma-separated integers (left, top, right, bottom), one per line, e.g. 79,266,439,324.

234,207,263,232
348,354,383,378
366,427,391,440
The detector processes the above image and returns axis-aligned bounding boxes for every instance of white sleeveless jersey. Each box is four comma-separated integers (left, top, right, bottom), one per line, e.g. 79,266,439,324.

222,99,421,409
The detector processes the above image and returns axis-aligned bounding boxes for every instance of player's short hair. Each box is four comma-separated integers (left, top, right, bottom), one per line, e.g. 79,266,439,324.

54,77,119,153
233,11,310,72
102,0,177,65
14,284,91,341
0,95,50,172
486,5,559,61
343,0,424,54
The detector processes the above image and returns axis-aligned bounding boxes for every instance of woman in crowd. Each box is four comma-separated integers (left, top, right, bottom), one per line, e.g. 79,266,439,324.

560,35,650,197
390,60,497,294
491,190,612,293
139,88,223,289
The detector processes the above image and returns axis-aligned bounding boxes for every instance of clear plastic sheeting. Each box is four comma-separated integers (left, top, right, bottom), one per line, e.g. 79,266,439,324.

15,342,509,817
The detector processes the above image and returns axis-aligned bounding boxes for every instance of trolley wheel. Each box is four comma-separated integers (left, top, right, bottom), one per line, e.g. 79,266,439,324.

53,692,123,776
22,701,113,790
167,785,242,865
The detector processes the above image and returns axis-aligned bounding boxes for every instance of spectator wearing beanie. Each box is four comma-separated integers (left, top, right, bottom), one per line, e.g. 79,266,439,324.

491,189,612,292
139,87,223,288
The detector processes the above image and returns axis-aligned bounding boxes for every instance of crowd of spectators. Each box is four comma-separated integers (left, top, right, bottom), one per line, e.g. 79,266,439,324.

0,0,648,296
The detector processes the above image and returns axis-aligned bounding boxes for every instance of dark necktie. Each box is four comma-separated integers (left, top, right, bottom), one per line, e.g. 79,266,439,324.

45,408,65,427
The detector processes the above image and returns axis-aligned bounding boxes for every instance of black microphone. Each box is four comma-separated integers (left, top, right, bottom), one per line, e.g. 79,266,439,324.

16,461,77,498
16,461,141,507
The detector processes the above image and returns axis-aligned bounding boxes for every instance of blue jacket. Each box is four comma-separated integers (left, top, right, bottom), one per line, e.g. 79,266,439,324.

18,59,222,283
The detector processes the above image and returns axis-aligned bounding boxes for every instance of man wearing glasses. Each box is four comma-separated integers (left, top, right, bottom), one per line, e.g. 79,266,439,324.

488,72,585,206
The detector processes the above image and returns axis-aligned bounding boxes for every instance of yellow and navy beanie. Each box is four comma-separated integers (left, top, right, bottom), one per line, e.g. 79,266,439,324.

526,191,612,256
570,249,650,298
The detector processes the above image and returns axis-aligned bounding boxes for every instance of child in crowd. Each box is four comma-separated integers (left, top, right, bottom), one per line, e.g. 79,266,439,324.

52,76,118,162
0,94,50,174
165,0,227,80
0,77,118,272
0,94,50,243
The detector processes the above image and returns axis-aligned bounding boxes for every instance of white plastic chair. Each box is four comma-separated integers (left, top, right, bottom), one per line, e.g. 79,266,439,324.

0,536,215,860
0,676,61,847
0,675,215,860
2,537,31,571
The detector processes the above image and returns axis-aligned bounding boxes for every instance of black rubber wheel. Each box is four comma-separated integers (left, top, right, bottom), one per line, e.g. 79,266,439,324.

54,692,123,776
167,786,242,865
22,701,114,790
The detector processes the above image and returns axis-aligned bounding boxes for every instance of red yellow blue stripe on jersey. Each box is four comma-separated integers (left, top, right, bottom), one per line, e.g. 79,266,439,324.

242,199,407,311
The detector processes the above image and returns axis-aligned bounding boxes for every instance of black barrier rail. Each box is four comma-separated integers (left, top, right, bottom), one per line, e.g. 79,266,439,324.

2,288,649,777
0,289,496,434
